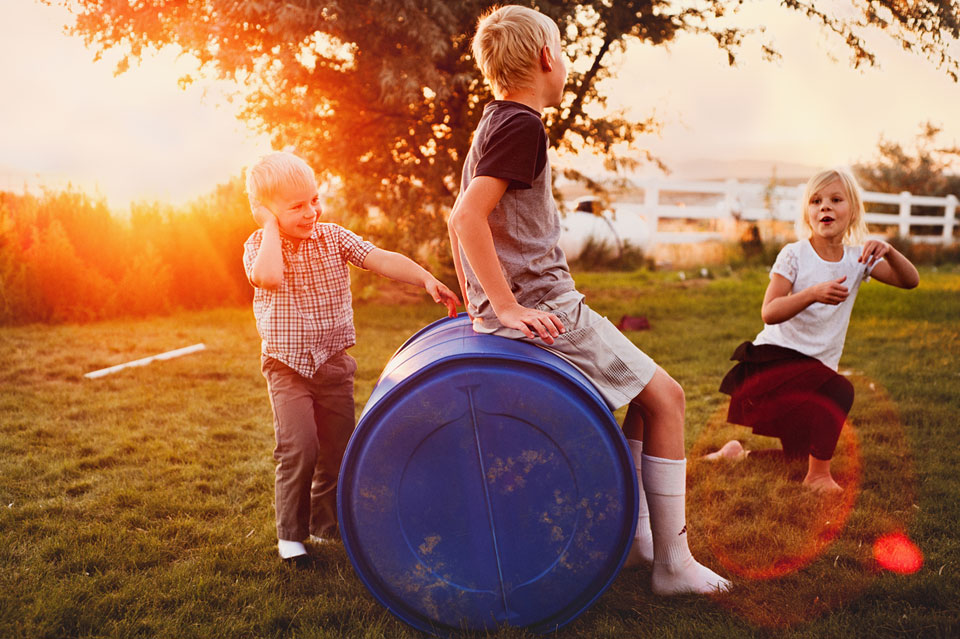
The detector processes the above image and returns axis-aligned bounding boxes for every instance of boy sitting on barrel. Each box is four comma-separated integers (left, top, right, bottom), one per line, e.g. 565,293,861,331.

447,6,729,595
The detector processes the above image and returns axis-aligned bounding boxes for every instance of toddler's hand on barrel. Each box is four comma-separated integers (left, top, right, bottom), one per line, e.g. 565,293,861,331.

498,303,564,344
426,278,461,318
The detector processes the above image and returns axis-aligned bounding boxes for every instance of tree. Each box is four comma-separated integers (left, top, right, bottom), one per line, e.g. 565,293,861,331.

854,121,960,197
854,121,960,240
23,218,114,322
54,0,960,253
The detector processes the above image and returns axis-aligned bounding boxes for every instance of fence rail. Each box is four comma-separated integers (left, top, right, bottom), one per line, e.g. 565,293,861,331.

562,179,959,257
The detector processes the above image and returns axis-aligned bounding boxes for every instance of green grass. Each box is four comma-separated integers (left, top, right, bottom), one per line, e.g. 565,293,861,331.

2,266,959,638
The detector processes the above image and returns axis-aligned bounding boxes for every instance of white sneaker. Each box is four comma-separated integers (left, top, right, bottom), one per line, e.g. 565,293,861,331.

308,534,336,545
278,539,307,559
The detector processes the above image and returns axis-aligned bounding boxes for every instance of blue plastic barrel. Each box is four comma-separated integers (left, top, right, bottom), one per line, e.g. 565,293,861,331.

338,314,637,635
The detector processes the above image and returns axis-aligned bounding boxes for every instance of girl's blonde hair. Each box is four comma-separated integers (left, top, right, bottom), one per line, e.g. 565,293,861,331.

796,167,868,246
244,151,317,209
472,5,560,97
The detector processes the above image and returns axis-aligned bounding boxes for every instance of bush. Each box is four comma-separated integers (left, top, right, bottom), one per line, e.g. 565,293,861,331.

0,181,256,325
887,236,960,266
568,237,652,271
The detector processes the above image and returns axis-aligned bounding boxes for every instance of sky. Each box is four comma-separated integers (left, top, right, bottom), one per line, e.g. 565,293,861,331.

593,3,960,180
1,1,959,210
0,1,272,208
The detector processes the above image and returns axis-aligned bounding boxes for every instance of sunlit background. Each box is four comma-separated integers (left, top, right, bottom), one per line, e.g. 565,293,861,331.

2,1,959,210
0,1,272,208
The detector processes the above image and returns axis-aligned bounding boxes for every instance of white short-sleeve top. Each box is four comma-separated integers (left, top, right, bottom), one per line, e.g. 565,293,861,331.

753,239,877,370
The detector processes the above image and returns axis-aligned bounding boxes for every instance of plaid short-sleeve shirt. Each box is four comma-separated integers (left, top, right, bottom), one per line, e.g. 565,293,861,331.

242,223,376,377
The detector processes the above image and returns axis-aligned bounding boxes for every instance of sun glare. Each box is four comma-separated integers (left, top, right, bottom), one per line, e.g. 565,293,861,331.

0,2,271,211
873,532,924,575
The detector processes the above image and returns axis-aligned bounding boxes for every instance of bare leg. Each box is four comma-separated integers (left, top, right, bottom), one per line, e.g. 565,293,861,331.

631,368,685,460
623,400,644,440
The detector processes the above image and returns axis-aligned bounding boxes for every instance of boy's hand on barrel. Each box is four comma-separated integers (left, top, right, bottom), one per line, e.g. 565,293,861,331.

426,278,461,318
498,303,564,344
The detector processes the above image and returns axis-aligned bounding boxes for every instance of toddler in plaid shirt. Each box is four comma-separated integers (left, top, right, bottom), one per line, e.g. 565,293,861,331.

243,151,459,561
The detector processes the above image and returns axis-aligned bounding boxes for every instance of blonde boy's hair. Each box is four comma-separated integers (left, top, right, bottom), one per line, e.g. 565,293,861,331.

245,151,317,208
796,167,868,245
472,5,561,97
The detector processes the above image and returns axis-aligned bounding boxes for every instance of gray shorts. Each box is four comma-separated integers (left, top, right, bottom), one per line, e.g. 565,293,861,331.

477,291,658,409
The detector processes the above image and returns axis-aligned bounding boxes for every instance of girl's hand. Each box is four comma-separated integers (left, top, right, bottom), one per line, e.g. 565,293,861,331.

425,278,461,318
810,276,849,305
497,303,565,344
859,240,891,266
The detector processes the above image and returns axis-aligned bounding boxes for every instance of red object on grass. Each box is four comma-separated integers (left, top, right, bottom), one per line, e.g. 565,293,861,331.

616,315,650,331
873,532,924,574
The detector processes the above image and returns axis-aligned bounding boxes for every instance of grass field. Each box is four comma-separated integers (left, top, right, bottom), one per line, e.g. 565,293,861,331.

2,265,959,638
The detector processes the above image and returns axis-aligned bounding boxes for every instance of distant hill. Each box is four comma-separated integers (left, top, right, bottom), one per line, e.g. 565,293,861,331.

556,156,821,200
661,158,821,183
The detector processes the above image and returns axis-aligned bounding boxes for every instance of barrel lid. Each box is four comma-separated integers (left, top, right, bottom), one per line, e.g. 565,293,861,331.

339,315,637,635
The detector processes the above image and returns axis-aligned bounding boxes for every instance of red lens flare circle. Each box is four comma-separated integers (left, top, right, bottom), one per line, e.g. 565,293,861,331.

873,532,923,574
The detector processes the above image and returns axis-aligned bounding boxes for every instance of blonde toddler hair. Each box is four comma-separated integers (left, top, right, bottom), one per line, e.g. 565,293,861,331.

472,5,561,97
245,151,317,209
796,167,868,246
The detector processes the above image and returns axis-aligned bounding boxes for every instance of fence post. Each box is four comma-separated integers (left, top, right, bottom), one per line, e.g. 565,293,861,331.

724,178,740,217
645,184,660,245
898,191,911,238
944,194,958,245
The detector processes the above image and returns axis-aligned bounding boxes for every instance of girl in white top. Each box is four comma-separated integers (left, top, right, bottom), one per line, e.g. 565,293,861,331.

709,168,919,492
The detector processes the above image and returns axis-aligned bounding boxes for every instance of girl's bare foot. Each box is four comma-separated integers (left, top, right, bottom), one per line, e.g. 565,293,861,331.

703,439,746,461
804,455,842,493
803,473,842,493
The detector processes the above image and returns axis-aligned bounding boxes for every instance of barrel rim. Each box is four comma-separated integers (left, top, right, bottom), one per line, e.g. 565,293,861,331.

391,312,470,357
366,314,612,420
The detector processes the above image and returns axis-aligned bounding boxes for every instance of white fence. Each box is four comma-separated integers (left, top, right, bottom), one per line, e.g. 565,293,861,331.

560,179,959,259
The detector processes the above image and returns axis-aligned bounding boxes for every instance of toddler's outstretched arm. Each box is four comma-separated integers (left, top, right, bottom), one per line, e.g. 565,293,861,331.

361,249,460,317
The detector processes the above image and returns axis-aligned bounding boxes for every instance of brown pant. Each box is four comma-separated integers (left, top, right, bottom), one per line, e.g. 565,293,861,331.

261,351,357,541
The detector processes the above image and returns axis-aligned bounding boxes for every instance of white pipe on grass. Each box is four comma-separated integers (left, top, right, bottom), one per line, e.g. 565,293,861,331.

84,343,206,379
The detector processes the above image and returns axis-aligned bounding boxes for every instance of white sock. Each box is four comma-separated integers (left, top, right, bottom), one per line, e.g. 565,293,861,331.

624,439,654,566
277,539,307,559
641,454,731,595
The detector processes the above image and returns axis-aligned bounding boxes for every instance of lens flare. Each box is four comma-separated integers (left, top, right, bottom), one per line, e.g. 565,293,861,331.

873,532,923,574
698,390,862,581
690,371,918,628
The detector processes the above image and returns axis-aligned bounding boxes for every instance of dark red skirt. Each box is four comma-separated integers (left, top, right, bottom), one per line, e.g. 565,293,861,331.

719,341,841,440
